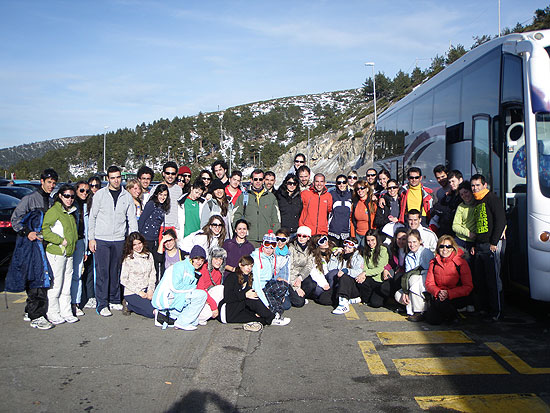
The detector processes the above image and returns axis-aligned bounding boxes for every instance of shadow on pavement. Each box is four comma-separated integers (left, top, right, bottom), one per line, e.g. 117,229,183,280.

165,390,239,413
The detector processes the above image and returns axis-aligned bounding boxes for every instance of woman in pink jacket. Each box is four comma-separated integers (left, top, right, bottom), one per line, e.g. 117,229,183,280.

425,235,473,325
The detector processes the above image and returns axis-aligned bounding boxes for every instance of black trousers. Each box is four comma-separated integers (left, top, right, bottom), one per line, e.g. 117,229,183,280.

301,276,333,306
336,274,361,300
224,298,275,325
472,243,502,318
359,277,391,308
25,287,48,320
425,295,469,325
80,253,96,305
145,239,163,283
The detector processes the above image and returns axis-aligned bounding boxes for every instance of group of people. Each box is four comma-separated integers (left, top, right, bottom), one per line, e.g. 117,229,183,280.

6,153,507,331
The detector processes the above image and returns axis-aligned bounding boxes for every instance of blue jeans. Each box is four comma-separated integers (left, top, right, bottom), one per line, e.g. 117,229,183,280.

71,239,86,304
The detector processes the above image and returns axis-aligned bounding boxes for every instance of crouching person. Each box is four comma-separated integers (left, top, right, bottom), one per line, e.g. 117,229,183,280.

196,247,226,325
151,245,207,330
424,235,473,325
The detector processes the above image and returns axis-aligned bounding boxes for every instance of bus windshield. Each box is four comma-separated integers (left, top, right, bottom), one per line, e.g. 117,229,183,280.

536,113,550,197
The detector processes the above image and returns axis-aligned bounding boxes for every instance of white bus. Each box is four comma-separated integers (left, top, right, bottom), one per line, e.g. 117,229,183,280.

374,30,550,301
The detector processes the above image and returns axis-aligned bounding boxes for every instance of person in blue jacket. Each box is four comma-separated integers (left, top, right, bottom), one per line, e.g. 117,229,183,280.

328,174,352,247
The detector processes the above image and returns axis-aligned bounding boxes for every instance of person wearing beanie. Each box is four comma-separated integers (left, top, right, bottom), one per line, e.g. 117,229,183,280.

289,226,313,302
201,179,234,238
196,247,226,325
177,166,192,194
151,245,207,330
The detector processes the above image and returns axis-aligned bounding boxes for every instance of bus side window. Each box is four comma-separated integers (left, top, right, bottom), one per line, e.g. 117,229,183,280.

472,115,492,184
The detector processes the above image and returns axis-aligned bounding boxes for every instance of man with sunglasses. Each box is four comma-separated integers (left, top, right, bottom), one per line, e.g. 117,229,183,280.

398,167,434,225
88,165,138,317
366,168,383,197
299,173,332,236
234,169,280,246
177,166,192,194
8,168,58,329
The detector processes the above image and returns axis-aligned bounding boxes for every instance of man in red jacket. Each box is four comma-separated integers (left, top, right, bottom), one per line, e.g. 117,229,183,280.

299,173,332,235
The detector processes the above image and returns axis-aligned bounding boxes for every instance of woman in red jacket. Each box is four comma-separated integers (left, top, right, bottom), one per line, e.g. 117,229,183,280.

425,235,473,325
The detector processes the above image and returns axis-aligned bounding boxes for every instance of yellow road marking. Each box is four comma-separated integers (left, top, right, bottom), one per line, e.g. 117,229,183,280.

393,356,510,376
357,341,388,375
345,304,359,320
364,311,406,322
415,393,550,412
4,292,26,296
486,342,550,374
13,297,27,303
377,330,473,345
4,292,26,303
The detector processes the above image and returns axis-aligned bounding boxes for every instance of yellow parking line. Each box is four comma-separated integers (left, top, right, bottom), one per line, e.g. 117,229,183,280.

378,330,473,345
13,297,27,303
345,304,359,320
486,342,550,374
393,356,510,376
415,393,550,412
357,341,388,375
364,311,406,322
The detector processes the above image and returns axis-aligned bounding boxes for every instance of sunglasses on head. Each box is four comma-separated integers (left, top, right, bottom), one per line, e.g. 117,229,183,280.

263,241,276,248
317,236,328,246
439,244,454,250
61,193,75,199
343,240,358,249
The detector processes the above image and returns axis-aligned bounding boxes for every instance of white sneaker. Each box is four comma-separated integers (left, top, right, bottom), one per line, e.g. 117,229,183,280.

243,321,263,332
198,320,207,326
30,316,53,330
48,315,66,325
99,307,112,317
349,297,362,304
64,315,79,324
109,303,123,311
304,299,309,305
271,313,290,326
174,323,198,331
23,313,31,322
84,298,97,309
74,308,85,316
332,305,350,315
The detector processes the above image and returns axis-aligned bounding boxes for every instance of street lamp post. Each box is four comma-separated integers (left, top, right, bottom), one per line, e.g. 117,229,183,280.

365,62,377,125
103,126,109,173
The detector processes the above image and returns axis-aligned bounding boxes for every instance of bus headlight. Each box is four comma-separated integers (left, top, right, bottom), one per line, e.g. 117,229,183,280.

541,231,550,242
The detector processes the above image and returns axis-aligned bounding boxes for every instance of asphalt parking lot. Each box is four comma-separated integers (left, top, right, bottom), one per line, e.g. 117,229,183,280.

1,288,550,413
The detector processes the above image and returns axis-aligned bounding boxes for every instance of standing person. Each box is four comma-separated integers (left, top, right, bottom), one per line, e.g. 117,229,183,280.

223,219,255,276
6,168,58,330
199,169,214,195
347,170,358,192
425,235,473,325
82,176,101,309
366,168,382,197
374,179,402,234
287,153,306,177
350,179,374,250
275,174,302,236
42,184,79,325
429,170,463,237
233,169,280,246
88,176,102,196
433,164,451,203
137,166,154,205
377,170,391,194
225,171,243,206
201,179,234,238
331,238,365,314
407,209,438,253
328,174,352,246
138,184,170,279
211,160,229,185
71,180,90,316
177,180,207,239
299,173,332,236
177,166,192,194
155,162,182,236
126,178,143,220
470,174,506,321
157,229,186,275
288,226,313,302
88,165,138,317
119,232,156,318
196,247,226,325
297,165,312,192
394,229,434,321
264,171,276,193
151,245,208,331
398,167,434,225
219,255,276,331
452,181,476,261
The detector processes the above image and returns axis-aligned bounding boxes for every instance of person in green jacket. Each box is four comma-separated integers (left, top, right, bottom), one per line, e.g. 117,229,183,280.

233,169,280,246
359,229,391,307
452,181,476,262
42,184,79,325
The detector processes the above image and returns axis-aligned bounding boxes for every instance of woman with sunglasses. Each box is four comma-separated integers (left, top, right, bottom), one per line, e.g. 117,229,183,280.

424,235,473,325
199,169,213,199
350,179,375,250
275,174,303,236
394,229,434,322
374,178,403,236
331,238,364,314
126,178,143,220
81,176,101,309
288,226,312,303
70,181,91,317
88,176,102,196
301,234,339,306
181,214,226,261
201,179,234,239
347,171,358,192
42,184,79,325
328,174,352,247
250,231,291,325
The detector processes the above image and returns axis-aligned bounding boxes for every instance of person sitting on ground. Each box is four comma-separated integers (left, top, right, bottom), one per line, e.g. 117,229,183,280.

301,234,339,306
120,232,156,319
158,228,186,276
196,247,226,325
357,230,391,308
394,229,434,322
201,179,234,238
180,214,226,261
219,255,276,331
424,235,473,325
274,228,305,309
331,238,365,314
288,226,313,303
151,245,208,330
223,219,255,278
250,231,291,325
383,227,408,295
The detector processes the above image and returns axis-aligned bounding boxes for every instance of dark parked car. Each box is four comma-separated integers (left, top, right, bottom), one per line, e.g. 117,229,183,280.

0,193,19,267
0,186,34,199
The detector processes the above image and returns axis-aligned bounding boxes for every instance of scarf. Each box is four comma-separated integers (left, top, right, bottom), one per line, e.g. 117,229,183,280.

473,188,489,201
275,245,289,256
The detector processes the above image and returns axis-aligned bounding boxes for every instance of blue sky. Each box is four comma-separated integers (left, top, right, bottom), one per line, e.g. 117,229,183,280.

0,0,546,148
